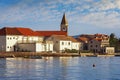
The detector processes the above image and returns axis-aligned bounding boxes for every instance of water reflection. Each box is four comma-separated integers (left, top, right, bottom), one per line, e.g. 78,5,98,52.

0,57,120,80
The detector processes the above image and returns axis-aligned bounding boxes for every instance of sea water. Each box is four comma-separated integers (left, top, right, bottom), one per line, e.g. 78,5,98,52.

0,57,120,80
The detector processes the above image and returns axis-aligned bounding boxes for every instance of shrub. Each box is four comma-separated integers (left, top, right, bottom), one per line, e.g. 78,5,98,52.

65,49,78,53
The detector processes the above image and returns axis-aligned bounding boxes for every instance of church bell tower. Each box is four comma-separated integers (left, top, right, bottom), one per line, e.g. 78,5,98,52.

60,13,68,34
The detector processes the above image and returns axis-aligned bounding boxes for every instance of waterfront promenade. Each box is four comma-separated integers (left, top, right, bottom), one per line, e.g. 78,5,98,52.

0,52,81,58
0,52,115,58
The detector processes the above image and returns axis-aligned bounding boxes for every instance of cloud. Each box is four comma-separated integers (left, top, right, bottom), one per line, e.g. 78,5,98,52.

0,1,57,23
0,0,120,29
81,11,120,28
67,0,120,28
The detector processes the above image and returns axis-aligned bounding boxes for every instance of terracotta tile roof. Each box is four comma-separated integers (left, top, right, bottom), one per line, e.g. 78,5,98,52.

51,35,78,42
95,34,109,38
0,27,67,36
77,37,89,42
0,27,40,36
16,28,40,36
78,34,109,42
0,27,21,35
36,31,67,37
69,37,78,42
94,38,102,42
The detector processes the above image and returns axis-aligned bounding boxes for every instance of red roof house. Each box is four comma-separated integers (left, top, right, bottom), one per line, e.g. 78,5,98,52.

0,27,67,37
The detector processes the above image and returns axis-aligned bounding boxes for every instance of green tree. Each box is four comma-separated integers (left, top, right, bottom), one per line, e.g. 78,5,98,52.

110,33,116,46
109,33,119,52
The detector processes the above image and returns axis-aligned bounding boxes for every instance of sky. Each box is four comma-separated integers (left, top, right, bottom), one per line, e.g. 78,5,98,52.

0,0,120,37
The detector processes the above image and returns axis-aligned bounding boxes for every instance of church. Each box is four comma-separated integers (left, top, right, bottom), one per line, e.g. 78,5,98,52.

0,13,80,52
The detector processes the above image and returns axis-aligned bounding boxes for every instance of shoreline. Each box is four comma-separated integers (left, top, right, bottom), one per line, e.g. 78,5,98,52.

0,52,116,58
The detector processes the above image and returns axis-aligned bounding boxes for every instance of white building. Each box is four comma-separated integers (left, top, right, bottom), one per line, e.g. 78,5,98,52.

0,13,69,52
101,47,115,54
47,35,81,53
17,41,53,52
0,27,53,52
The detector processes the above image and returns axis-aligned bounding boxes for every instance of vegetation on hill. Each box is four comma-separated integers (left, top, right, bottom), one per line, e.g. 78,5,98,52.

109,33,120,52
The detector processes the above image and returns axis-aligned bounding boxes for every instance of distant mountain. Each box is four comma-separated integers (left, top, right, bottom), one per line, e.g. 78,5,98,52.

72,35,80,38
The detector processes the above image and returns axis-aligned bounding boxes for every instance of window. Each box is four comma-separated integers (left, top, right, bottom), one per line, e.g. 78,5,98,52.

10,37,12,40
68,42,70,45
7,37,9,40
96,45,98,47
13,37,15,39
62,42,64,45
104,49,105,52
90,45,93,47
7,46,12,48
56,41,58,43
91,41,93,43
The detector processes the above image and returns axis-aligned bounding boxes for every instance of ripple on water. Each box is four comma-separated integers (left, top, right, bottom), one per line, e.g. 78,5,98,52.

0,57,120,80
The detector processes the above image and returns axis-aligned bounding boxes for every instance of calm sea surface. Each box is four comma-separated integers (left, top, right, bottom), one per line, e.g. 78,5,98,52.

0,57,120,80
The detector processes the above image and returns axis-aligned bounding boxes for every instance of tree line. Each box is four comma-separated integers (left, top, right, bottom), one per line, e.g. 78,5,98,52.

109,33,120,52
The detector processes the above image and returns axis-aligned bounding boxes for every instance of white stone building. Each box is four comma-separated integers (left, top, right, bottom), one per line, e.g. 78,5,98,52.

101,47,115,54
0,27,53,52
0,13,69,52
17,41,53,52
47,35,81,53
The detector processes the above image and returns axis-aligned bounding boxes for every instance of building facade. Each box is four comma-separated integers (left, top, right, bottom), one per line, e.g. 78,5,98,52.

0,27,49,52
47,35,81,53
76,34,115,54
0,13,77,53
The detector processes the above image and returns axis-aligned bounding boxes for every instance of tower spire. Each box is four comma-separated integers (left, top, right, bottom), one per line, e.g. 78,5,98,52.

61,13,68,25
60,13,68,36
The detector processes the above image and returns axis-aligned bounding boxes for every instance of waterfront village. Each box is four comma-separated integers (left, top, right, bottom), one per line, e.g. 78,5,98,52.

0,13,116,57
